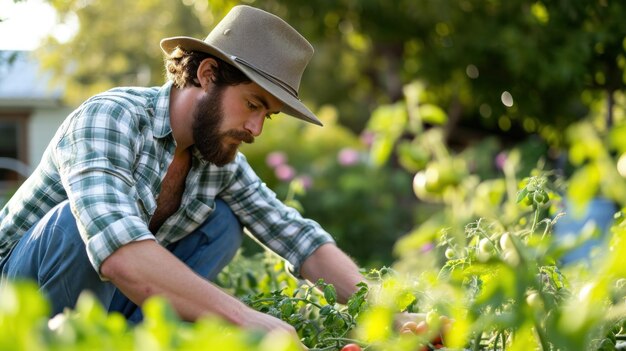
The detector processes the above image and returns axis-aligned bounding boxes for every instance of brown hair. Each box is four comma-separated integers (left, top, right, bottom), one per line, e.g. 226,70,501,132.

164,47,251,89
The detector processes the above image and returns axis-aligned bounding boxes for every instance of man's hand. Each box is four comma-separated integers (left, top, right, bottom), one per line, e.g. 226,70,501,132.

240,308,297,334
394,311,427,330
240,308,314,350
395,312,453,349
102,241,308,347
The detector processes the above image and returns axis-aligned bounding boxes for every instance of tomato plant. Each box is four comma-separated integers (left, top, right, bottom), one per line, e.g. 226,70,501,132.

371,88,626,351
241,279,369,350
6,90,626,351
4,163,626,351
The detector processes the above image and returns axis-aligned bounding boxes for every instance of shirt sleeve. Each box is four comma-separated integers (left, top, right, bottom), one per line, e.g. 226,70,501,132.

53,100,155,277
219,153,335,277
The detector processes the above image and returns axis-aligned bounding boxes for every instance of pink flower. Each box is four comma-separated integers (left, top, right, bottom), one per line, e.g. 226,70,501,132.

420,242,435,253
266,151,287,169
495,152,507,171
275,164,296,181
360,131,375,147
337,148,360,166
297,175,313,190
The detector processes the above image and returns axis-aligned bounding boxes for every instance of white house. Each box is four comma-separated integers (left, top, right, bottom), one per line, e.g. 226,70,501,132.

0,51,72,199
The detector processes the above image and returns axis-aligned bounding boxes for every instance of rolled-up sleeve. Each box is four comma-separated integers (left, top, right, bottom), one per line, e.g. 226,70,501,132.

54,101,155,277
219,154,335,277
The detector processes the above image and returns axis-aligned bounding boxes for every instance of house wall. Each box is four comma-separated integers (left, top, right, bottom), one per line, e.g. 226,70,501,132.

27,107,72,172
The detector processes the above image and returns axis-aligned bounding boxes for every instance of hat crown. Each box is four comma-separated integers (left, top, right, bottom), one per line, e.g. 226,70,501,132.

159,5,323,126
206,5,313,94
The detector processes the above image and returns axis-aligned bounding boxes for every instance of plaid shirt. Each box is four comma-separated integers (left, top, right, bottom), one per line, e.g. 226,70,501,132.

0,82,334,277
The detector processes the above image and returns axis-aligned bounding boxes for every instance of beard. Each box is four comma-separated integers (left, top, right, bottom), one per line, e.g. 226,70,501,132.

192,86,254,166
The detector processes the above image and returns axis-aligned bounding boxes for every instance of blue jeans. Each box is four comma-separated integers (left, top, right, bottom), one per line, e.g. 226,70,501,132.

0,199,242,323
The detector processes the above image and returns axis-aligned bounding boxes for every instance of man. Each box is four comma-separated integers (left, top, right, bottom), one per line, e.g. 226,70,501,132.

0,5,364,334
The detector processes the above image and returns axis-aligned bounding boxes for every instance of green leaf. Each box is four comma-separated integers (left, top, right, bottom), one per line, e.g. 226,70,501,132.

323,284,337,305
319,305,332,316
370,135,395,167
419,103,448,125
516,188,529,203
280,301,294,318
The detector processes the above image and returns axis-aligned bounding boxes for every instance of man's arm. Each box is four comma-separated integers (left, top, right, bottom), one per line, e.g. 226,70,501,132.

100,240,295,333
299,243,366,304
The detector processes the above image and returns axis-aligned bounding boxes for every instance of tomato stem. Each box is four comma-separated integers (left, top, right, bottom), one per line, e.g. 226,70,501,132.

530,208,540,234
471,331,483,351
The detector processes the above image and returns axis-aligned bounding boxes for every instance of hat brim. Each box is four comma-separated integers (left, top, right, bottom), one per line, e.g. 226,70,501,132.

160,36,323,126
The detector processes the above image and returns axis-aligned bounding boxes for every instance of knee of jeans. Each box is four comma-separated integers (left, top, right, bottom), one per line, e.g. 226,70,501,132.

51,201,82,242
39,201,89,267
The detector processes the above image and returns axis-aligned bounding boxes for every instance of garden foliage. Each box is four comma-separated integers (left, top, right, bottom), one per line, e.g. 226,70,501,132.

4,87,626,350
4,0,626,349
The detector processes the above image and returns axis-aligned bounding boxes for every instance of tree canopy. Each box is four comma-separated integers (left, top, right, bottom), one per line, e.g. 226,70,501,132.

36,0,626,143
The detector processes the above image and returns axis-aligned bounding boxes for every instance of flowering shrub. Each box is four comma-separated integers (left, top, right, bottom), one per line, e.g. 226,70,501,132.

242,107,420,267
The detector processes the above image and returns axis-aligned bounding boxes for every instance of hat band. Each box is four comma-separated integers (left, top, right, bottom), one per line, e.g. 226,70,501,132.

231,56,300,100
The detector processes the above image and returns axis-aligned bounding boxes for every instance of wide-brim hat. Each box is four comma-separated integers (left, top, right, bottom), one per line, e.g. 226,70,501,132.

160,5,322,126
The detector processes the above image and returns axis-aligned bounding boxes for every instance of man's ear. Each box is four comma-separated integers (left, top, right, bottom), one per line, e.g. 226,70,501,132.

197,58,218,90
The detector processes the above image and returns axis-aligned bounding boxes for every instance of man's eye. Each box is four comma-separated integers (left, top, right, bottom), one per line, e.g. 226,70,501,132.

247,101,257,110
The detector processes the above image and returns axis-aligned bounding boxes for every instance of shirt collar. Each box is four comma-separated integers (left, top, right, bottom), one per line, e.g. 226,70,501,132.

152,81,173,139
154,82,209,165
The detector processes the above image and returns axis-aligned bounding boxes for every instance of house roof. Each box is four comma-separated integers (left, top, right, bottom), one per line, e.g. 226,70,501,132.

0,50,64,108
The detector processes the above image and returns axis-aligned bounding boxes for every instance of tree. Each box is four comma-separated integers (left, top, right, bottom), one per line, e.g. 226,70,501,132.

38,0,626,142
38,0,209,103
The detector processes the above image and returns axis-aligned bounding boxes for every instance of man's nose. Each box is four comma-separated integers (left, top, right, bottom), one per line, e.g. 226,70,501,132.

244,114,265,137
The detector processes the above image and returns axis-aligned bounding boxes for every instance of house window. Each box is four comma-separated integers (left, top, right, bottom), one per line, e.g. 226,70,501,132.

0,113,29,189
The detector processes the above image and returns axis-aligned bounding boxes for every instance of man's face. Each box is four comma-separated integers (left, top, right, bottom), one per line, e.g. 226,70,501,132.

192,82,283,166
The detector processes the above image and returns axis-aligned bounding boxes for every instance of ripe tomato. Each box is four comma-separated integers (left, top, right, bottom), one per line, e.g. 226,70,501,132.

340,343,362,351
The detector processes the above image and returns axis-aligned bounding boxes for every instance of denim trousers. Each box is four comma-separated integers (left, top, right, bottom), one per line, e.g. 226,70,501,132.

0,199,242,323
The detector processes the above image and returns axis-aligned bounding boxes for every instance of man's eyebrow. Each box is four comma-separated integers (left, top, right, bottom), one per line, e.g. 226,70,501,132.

251,93,281,114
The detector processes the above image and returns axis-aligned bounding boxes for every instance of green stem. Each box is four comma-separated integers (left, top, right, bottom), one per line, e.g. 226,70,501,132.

321,337,366,346
492,332,500,351
285,181,296,202
533,315,550,351
472,332,483,351
541,220,551,239
530,207,540,234
308,337,367,351
251,297,324,310
307,346,335,351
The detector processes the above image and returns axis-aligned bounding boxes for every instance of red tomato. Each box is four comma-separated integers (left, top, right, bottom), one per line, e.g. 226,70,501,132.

340,343,362,351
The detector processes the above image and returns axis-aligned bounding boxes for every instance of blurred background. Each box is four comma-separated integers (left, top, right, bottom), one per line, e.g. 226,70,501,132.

1,0,625,269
